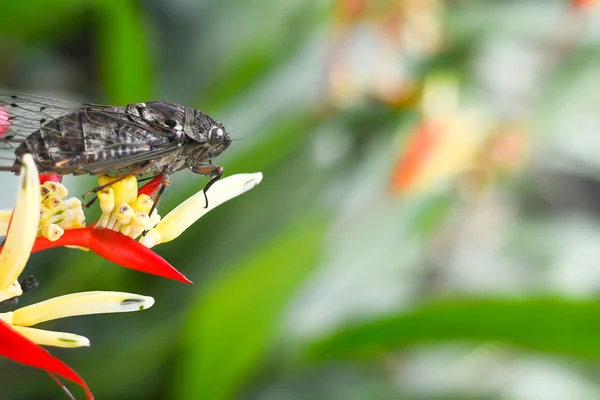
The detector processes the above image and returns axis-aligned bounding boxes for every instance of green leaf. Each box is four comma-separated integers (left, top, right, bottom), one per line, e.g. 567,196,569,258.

171,218,326,400
304,298,600,361
0,0,87,38
94,0,152,103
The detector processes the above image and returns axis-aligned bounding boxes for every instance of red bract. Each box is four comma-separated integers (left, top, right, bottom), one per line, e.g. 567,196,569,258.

1,228,191,283
0,320,93,399
138,175,163,197
39,174,63,185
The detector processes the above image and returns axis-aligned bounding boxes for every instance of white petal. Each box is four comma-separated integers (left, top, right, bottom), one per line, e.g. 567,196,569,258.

12,291,155,326
12,326,90,348
0,155,41,291
139,172,263,248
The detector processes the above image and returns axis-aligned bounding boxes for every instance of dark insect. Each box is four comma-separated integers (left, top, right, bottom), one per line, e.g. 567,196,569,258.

0,94,232,210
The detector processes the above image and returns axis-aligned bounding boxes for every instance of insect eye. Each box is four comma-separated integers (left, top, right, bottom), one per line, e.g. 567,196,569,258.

210,127,225,144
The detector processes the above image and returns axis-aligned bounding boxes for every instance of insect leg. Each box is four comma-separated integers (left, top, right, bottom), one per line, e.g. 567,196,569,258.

142,172,170,237
191,164,224,208
147,172,170,220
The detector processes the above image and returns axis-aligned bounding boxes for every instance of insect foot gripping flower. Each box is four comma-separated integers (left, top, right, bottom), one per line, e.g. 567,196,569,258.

0,154,156,399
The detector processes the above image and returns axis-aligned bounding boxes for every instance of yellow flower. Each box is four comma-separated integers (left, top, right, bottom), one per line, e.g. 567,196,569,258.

0,159,262,282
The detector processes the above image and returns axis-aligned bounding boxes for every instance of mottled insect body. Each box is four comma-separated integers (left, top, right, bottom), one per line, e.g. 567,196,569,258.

0,94,232,207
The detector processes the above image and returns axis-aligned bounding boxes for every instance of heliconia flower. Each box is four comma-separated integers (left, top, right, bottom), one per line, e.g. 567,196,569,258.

0,178,190,283
0,155,83,397
0,170,262,281
0,154,158,399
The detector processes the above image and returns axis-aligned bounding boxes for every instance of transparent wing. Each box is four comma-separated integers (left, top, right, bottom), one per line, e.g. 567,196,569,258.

0,93,178,171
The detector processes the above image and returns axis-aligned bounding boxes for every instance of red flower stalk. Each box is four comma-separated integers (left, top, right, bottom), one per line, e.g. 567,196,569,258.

0,320,92,399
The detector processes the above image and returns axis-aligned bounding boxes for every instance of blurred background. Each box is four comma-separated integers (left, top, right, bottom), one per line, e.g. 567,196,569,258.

1,0,600,399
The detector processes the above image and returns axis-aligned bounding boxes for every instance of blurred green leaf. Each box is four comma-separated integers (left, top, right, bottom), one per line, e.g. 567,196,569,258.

0,0,87,38
171,218,326,400
94,0,151,103
197,1,327,111
304,298,600,361
410,194,455,238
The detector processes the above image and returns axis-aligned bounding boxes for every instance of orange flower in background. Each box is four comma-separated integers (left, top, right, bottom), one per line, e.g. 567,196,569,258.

571,0,598,9
390,75,488,195
389,75,529,197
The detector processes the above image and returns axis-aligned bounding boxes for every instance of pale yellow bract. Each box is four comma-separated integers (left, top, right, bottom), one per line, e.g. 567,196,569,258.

139,173,263,248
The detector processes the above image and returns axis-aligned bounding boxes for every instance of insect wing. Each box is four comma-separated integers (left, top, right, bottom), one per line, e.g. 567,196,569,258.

0,94,178,172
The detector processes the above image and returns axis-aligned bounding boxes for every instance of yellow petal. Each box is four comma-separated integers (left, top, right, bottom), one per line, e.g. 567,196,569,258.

139,173,263,248
12,326,90,348
132,194,153,214
42,181,68,199
12,291,155,326
116,203,134,225
98,187,115,214
112,176,138,206
57,197,82,212
0,210,11,223
0,222,8,237
0,154,41,291
41,224,64,242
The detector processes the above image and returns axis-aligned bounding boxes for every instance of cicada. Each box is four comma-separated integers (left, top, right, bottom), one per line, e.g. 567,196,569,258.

0,94,232,208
